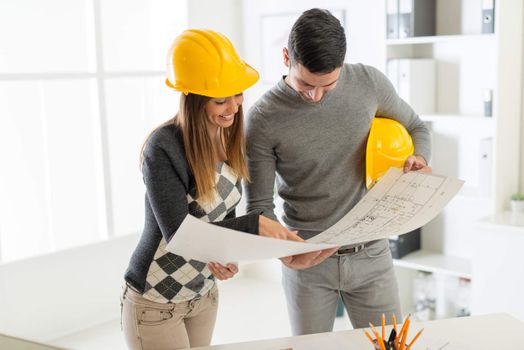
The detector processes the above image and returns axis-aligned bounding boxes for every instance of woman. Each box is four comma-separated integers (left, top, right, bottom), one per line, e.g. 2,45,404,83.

121,29,301,350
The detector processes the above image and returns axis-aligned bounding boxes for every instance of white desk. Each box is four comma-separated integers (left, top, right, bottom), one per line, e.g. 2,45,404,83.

194,313,524,350
0,333,66,350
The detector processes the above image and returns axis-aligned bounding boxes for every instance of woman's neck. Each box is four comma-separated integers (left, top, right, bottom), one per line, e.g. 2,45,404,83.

208,126,227,162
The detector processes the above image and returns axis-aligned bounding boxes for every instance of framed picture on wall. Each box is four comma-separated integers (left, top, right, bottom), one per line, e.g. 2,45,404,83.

260,9,345,84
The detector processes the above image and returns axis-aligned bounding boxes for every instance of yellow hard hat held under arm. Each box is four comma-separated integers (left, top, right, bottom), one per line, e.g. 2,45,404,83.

166,29,259,98
366,117,415,189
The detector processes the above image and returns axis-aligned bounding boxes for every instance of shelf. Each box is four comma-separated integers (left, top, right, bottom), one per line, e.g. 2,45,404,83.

393,250,472,279
386,34,496,45
476,211,524,234
419,114,494,123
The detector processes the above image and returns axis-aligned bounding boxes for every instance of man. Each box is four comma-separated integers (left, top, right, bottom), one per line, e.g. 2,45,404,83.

245,8,432,335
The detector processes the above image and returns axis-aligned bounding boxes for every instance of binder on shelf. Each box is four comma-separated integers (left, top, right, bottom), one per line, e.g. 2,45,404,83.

482,0,495,34
389,228,421,259
387,0,399,39
387,58,436,115
483,89,493,117
398,0,436,38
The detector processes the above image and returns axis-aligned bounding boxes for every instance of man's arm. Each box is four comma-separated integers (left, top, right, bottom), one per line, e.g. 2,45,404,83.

244,106,279,220
370,66,432,169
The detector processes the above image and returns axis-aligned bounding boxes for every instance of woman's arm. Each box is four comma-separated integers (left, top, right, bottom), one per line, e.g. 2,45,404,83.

143,141,260,242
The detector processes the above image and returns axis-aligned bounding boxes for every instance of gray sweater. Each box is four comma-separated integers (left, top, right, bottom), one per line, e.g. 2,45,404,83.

125,123,259,295
245,63,431,232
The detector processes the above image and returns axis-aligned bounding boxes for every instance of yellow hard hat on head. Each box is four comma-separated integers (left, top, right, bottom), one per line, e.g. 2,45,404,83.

366,117,414,189
166,29,259,98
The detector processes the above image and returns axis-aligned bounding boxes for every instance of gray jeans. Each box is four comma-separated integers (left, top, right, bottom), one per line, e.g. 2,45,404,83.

282,236,401,335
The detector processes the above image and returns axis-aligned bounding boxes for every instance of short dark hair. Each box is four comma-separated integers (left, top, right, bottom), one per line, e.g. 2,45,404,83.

287,8,346,73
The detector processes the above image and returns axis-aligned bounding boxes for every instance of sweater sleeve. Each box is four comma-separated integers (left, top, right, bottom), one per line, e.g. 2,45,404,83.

142,140,259,243
244,106,279,221
369,66,432,163
211,212,260,235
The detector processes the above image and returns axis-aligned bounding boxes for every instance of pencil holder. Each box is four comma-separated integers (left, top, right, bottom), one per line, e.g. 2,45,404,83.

364,314,423,350
371,338,397,350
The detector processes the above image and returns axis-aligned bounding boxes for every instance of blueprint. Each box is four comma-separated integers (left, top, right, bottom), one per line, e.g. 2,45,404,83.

308,168,464,245
166,168,463,263
165,214,337,264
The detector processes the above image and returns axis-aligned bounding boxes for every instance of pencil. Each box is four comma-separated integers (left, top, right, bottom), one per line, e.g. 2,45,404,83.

396,314,411,346
363,330,375,345
392,314,397,333
377,335,387,350
369,322,381,339
381,313,385,340
399,319,410,350
405,328,424,350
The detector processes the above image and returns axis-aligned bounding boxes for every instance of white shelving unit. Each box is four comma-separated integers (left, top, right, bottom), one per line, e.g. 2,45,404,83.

419,114,493,123
385,0,523,321
385,0,498,261
386,33,495,45
393,251,473,320
393,251,471,279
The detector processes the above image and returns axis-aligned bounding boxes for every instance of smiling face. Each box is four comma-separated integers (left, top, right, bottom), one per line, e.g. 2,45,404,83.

283,47,341,103
205,93,244,134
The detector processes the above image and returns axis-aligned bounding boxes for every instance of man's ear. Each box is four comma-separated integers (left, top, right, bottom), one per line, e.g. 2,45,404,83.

283,47,290,68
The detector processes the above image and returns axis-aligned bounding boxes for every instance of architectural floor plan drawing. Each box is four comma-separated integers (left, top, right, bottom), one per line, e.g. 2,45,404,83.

167,168,463,263
308,168,464,246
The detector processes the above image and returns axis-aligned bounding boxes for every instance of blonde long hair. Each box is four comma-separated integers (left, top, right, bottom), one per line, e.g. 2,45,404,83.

141,93,249,204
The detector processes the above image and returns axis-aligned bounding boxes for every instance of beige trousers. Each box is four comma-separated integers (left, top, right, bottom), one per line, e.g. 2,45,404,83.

121,284,219,350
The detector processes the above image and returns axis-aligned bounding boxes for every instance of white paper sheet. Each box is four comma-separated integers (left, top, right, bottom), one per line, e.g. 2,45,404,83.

308,168,464,245
165,214,337,264
166,168,463,263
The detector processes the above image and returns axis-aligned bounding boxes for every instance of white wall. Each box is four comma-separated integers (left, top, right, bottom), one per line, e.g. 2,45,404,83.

521,2,524,195
188,0,244,55
494,0,523,211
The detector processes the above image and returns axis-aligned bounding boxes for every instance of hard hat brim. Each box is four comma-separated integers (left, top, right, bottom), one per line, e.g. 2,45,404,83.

167,63,260,98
